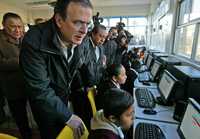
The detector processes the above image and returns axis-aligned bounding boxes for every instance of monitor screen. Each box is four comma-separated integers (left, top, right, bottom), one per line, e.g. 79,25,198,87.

150,61,161,78
158,71,176,100
144,53,148,64
146,55,153,69
180,99,200,139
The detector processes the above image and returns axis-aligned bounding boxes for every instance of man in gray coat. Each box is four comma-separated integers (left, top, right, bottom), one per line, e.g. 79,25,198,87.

19,0,93,139
0,12,31,139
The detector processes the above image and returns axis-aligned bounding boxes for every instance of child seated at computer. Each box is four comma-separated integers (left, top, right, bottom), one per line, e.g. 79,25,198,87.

96,64,127,109
98,64,127,92
88,88,134,139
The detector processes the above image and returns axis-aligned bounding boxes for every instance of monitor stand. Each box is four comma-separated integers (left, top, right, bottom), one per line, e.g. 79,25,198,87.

155,96,173,106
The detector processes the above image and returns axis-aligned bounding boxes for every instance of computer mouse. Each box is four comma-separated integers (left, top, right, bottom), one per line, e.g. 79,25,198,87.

143,108,157,115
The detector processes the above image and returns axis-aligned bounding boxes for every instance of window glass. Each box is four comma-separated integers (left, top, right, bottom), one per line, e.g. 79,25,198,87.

121,18,128,26
109,18,120,27
174,25,195,58
128,17,147,26
102,18,109,27
128,26,146,45
150,33,164,51
190,0,200,20
100,16,147,46
179,0,190,24
124,27,128,31
195,27,200,61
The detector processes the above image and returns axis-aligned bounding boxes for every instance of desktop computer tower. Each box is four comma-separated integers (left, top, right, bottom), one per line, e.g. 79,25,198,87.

158,56,182,67
147,49,161,55
152,52,169,60
156,56,182,82
173,100,187,122
170,65,200,103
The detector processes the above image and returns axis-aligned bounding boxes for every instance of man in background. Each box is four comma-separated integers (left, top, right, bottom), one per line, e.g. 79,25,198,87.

0,12,31,139
73,24,107,128
0,89,6,124
81,24,107,87
103,27,118,66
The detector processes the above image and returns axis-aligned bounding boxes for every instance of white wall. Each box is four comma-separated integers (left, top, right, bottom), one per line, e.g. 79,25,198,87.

28,9,54,24
0,1,151,26
94,5,150,17
28,5,150,21
0,2,28,28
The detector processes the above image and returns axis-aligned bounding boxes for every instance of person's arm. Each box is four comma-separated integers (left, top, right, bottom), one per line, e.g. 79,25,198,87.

20,44,72,124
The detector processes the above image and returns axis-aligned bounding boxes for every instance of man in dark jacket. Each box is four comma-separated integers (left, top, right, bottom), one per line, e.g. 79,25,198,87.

81,24,107,87
0,12,31,139
72,24,107,129
19,0,93,139
103,27,118,66
0,89,5,124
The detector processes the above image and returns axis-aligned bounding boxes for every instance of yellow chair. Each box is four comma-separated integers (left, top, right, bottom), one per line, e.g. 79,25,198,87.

87,86,97,116
0,133,18,139
56,120,89,139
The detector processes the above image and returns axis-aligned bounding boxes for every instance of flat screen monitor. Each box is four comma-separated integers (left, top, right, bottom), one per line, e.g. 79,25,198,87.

143,52,148,64
150,60,161,79
158,70,177,100
146,55,153,69
178,98,200,139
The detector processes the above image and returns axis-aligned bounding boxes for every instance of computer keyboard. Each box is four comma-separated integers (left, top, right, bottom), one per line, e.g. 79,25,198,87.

135,88,155,108
138,72,150,82
135,123,166,139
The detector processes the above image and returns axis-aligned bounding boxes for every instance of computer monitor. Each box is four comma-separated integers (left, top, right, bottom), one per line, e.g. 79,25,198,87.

158,70,177,101
146,55,153,69
150,60,161,79
143,52,148,64
178,98,200,139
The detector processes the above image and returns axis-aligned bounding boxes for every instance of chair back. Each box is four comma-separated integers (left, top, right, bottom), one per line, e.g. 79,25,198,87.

87,86,97,116
0,134,18,139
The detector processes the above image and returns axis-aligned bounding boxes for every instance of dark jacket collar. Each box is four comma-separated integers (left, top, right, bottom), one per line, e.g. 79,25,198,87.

39,19,62,55
24,18,62,56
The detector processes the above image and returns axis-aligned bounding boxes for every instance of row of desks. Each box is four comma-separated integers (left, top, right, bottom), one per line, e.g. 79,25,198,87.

133,78,181,139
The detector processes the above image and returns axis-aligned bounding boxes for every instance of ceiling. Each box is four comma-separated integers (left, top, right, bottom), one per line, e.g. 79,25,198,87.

92,0,151,7
0,0,162,19
1,0,153,9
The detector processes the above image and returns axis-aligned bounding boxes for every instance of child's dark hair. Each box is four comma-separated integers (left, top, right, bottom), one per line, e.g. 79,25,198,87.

103,88,134,119
106,64,123,78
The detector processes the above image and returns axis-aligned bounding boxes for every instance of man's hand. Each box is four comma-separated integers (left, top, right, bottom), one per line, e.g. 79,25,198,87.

67,115,85,139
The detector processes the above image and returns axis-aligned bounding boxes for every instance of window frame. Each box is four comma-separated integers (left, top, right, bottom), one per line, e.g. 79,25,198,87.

173,0,200,64
174,24,196,58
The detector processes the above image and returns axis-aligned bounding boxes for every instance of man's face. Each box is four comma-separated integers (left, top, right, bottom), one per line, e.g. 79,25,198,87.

56,2,92,45
110,29,118,39
92,29,107,46
3,17,24,40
